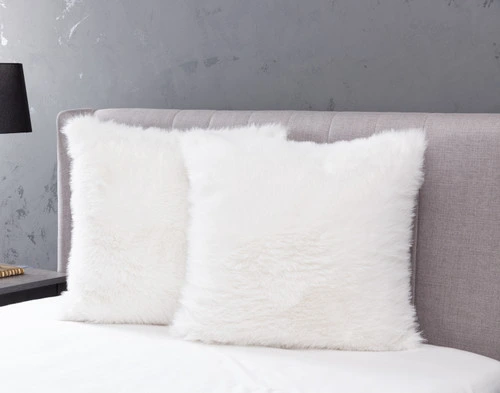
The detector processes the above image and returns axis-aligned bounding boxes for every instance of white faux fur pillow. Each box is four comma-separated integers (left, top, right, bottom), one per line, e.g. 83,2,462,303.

60,116,287,324
171,129,426,350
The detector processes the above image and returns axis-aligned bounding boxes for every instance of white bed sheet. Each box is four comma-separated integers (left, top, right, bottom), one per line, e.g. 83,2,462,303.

0,297,499,393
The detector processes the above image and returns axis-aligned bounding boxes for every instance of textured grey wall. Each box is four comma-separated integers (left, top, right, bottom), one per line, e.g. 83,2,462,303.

1,0,499,270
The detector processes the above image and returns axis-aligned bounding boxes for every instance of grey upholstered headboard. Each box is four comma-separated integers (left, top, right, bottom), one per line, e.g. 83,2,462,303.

57,109,500,361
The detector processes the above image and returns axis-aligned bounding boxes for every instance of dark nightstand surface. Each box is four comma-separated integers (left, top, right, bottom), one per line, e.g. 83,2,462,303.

0,267,67,295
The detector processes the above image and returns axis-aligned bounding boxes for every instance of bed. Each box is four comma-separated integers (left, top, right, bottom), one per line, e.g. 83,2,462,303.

1,108,499,392
1,297,499,393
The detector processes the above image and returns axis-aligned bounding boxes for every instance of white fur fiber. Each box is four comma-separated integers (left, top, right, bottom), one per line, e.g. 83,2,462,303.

171,129,427,350
60,116,287,324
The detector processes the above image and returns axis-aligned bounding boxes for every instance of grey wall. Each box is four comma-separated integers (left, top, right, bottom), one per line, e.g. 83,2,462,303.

1,0,499,270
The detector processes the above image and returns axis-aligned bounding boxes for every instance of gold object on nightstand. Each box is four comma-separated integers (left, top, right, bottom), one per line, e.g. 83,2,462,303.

0,264,25,278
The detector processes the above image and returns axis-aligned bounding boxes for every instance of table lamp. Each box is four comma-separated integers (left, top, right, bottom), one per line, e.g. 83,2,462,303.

0,63,32,134
0,63,31,270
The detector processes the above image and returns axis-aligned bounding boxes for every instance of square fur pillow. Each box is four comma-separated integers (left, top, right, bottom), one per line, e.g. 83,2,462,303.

60,116,287,324
171,129,426,350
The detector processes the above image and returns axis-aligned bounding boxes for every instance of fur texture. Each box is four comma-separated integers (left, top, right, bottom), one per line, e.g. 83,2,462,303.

60,116,287,324
171,129,427,350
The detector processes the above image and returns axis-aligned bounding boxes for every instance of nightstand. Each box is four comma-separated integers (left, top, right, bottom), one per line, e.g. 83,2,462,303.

0,267,67,307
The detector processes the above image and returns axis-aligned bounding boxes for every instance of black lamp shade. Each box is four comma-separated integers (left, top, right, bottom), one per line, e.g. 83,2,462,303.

0,63,32,134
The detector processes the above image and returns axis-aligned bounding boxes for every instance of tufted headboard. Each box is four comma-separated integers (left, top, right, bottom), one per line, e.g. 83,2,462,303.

57,109,500,361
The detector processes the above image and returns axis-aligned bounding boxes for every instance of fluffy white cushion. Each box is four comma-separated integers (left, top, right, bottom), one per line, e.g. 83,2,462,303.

171,129,426,350
61,116,287,324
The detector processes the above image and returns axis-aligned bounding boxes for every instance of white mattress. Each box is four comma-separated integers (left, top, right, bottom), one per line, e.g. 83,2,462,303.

1,297,499,393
